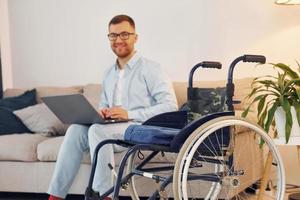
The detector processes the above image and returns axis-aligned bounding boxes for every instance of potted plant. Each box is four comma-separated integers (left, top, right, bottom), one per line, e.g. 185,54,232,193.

242,62,300,143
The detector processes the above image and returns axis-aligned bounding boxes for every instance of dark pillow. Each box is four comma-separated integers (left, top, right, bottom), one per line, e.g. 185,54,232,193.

0,107,32,135
0,89,37,135
0,89,37,110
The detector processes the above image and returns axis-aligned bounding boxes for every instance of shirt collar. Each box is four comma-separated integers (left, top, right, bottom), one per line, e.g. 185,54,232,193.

114,52,141,70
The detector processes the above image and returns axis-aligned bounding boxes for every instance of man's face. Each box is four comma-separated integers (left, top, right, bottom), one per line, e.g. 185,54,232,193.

108,21,137,58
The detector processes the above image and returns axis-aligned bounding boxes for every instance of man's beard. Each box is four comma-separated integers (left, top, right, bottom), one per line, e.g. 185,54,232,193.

112,44,133,58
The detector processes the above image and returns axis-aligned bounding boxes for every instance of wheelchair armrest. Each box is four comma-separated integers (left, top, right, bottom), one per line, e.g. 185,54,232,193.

142,110,188,129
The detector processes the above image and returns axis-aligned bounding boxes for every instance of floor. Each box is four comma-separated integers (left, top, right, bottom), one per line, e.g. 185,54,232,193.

0,193,134,200
0,191,298,200
0,193,82,200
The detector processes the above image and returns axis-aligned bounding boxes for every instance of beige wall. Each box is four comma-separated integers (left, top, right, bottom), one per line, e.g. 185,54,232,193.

0,0,13,89
278,146,300,186
4,0,300,88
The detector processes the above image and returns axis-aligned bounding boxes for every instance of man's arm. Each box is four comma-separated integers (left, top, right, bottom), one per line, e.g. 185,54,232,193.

98,76,110,118
127,63,178,122
99,90,109,109
98,66,114,110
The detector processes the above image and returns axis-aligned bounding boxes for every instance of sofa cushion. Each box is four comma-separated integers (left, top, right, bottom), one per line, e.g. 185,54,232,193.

36,135,178,166
4,86,83,103
82,84,101,109
36,135,175,165
0,134,48,161
36,86,83,103
13,103,68,136
37,136,90,164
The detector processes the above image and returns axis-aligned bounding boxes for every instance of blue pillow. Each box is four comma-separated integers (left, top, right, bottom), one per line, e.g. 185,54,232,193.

0,89,37,110
0,107,32,135
0,89,37,135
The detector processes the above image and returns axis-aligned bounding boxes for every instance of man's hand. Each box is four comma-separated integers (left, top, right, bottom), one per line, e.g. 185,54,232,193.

107,107,128,119
99,107,128,119
99,108,110,118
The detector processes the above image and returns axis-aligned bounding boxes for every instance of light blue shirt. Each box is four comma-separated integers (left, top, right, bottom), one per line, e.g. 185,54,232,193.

99,53,178,122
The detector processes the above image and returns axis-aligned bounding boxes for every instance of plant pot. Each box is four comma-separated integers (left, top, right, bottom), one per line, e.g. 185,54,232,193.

274,106,300,142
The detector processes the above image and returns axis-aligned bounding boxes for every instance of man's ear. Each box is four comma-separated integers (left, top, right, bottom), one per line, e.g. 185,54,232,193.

135,34,138,43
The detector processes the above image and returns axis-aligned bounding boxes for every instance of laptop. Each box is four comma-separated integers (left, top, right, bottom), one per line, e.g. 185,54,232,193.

42,94,131,125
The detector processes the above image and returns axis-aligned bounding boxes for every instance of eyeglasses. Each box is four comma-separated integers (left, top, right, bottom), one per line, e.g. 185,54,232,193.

107,32,135,41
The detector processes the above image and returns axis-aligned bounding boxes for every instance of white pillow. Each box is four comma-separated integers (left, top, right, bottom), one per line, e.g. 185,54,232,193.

13,103,68,136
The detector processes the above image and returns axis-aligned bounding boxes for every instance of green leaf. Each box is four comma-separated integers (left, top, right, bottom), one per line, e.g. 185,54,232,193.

281,98,292,143
265,101,279,132
272,63,299,79
259,138,265,148
295,88,300,100
247,86,262,98
283,79,300,94
256,80,277,88
258,106,268,128
242,106,251,118
255,80,281,93
257,96,266,119
252,94,268,103
296,60,300,74
249,88,280,97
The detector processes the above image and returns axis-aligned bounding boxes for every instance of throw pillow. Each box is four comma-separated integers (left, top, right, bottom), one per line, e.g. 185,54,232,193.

13,103,68,136
0,89,37,110
0,107,32,135
0,89,37,135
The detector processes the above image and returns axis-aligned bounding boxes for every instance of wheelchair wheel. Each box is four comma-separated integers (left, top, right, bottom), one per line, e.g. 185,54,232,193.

126,151,176,200
173,116,285,200
126,152,143,200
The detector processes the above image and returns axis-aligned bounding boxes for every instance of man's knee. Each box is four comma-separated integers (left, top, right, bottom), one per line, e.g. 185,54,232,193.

88,124,109,141
64,124,88,146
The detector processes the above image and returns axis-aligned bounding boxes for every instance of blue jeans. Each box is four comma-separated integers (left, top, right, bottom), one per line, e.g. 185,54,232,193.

47,122,134,198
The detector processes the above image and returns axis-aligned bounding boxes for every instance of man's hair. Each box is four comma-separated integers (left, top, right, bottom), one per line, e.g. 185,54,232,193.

109,15,135,29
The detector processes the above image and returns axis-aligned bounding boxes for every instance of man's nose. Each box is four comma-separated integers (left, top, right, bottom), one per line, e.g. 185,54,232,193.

115,35,123,42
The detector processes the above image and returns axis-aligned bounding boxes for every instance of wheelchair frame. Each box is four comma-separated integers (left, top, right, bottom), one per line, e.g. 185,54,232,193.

84,55,285,200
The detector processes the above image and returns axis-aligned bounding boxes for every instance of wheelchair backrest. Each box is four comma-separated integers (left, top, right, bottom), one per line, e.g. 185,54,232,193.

187,87,227,122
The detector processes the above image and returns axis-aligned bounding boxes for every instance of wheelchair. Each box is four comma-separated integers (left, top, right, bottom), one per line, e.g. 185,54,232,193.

85,55,285,200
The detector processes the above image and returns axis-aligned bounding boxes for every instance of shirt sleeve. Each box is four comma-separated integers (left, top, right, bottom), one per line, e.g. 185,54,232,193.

127,63,178,122
98,88,109,110
98,69,110,110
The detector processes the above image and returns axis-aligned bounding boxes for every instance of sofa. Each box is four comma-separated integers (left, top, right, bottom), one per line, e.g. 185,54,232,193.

0,78,261,197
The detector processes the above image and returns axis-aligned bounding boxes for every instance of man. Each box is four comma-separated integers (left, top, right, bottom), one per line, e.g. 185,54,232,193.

48,14,178,200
